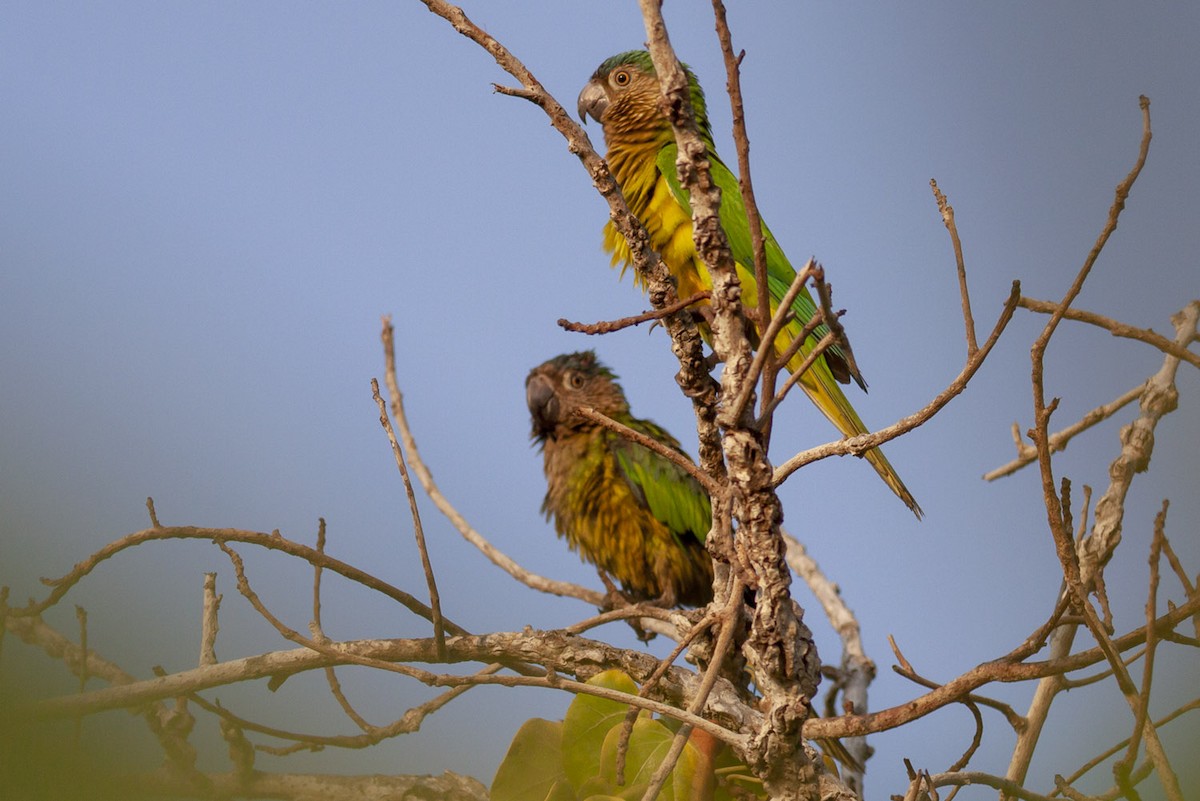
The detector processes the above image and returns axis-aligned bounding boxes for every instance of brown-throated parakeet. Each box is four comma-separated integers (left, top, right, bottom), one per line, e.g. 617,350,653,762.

527,351,713,607
578,50,922,518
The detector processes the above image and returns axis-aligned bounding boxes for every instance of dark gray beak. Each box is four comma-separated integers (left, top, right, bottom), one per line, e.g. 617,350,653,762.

577,79,608,124
526,373,560,437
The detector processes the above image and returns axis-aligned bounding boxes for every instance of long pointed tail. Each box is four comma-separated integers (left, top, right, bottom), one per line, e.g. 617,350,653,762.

787,343,923,519
861,433,923,519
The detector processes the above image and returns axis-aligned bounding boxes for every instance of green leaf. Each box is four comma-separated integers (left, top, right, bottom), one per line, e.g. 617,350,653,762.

597,717,710,801
492,718,569,801
562,670,639,790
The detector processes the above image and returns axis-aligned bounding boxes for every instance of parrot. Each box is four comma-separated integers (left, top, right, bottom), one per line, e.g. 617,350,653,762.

577,50,922,518
528,351,865,773
526,350,714,607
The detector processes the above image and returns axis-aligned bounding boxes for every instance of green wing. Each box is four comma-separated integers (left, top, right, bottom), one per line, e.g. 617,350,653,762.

654,144,861,387
609,420,711,544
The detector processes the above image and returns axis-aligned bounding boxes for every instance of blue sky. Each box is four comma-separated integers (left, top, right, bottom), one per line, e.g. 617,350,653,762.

2,2,1197,797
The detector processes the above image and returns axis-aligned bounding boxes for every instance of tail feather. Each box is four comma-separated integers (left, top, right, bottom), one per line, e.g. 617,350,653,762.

782,327,923,519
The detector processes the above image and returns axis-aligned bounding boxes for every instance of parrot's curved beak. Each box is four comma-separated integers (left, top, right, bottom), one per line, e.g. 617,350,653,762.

577,78,608,125
526,373,560,437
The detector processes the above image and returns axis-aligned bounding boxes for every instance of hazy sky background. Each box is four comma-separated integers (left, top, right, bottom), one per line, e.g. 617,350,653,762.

2,2,1197,798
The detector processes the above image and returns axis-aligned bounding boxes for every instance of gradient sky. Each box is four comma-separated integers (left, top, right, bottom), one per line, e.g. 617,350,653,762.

2,2,1197,798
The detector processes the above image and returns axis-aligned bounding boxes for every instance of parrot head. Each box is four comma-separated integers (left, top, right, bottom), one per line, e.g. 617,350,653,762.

526,351,630,443
577,49,709,136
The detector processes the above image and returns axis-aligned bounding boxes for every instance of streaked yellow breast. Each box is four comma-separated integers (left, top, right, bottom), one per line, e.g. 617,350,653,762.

602,142,712,301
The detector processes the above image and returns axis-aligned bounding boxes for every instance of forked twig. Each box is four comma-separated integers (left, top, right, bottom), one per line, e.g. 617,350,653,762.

371,361,446,657
984,383,1145,481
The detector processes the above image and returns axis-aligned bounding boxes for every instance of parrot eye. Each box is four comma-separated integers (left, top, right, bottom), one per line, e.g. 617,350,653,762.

565,372,586,390
611,69,631,88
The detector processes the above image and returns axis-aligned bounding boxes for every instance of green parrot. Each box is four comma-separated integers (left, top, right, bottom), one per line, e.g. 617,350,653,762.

577,50,922,518
527,350,714,607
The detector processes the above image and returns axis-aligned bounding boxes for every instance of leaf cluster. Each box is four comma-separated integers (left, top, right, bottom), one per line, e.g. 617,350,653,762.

491,670,762,801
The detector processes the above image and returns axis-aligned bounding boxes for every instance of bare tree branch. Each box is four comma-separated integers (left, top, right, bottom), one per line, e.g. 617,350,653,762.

1018,296,1200,370
774,282,1021,485
784,533,873,785
984,383,1144,481
802,591,1200,740
1082,300,1197,589
931,179,978,356
117,768,489,801
558,291,711,334
372,368,446,656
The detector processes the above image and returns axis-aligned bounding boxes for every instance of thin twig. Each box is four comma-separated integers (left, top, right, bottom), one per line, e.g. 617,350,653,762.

557,291,710,335
890,661,1025,733
1026,95,1183,801
1052,697,1200,796
1116,502,1168,776
563,604,678,635
757,330,838,424
14,525,471,634
931,179,977,356
728,260,817,422
802,591,1200,741
813,271,862,385
372,364,445,657
947,700,984,773
984,383,1145,481
574,406,720,495
774,281,1021,484
929,771,1075,801
146,496,162,528
1019,297,1200,370
202,663,504,752
711,0,774,415
312,518,326,631
310,519,376,734
217,541,436,683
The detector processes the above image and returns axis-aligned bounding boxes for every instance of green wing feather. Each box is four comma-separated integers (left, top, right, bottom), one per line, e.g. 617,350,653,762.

609,420,711,545
653,144,856,380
